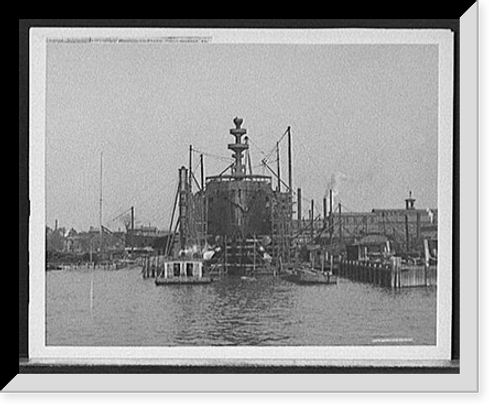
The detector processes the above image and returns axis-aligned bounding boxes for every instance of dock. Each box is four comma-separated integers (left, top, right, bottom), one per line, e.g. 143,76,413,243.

141,255,163,279
339,258,436,288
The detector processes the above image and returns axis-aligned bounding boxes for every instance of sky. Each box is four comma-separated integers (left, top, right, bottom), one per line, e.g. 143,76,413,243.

45,41,439,232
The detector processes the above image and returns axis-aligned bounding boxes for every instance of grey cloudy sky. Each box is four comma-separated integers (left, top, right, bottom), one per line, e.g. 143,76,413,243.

46,41,438,231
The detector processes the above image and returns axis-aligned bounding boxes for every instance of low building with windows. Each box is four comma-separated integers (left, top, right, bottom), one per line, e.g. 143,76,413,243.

295,194,437,256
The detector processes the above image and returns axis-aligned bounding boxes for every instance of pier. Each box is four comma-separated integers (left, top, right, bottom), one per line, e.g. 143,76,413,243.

141,255,164,279
339,258,437,289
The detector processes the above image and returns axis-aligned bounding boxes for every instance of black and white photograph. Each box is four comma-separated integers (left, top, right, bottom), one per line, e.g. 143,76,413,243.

14,16,483,394
44,36,442,346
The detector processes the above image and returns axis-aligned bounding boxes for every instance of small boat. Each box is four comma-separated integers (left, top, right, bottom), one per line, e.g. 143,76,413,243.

155,258,213,285
283,266,338,285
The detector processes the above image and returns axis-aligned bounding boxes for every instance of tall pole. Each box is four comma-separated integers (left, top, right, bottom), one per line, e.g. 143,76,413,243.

329,189,333,242
200,153,205,241
189,145,193,191
179,167,189,250
287,126,292,193
130,206,134,253
405,214,410,253
287,126,292,265
276,142,281,192
99,151,103,257
200,153,204,191
165,182,180,256
339,202,343,244
310,199,314,242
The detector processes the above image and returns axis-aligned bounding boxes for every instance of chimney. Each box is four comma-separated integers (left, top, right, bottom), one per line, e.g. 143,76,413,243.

405,191,416,210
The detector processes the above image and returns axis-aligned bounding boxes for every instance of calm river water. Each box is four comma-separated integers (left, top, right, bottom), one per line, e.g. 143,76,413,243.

46,268,436,346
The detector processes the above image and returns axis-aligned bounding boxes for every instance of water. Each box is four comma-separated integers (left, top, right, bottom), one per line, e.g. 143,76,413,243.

46,268,436,346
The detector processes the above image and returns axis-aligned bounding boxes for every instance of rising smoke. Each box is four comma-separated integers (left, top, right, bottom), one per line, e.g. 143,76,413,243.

324,171,348,209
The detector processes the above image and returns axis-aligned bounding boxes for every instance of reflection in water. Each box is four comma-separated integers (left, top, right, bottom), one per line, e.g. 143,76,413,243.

46,268,436,346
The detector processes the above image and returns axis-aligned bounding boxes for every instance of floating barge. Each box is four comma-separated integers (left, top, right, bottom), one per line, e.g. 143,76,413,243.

155,258,213,285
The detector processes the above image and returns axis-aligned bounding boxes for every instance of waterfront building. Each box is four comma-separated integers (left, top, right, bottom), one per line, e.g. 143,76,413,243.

295,193,437,256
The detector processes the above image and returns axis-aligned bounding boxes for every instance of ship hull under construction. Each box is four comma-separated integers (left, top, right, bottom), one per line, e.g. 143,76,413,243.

174,117,293,276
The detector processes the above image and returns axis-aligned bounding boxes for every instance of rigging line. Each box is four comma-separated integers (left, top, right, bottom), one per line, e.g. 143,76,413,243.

120,175,179,228
337,202,353,213
261,128,290,161
247,136,279,164
276,127,290,146
212,162,234,177
191,174,202,192
247,138,271,167
258,128,291,166
193,157,202,174
247,140,268,158
262,160,290,191
146,197,175,227
108,173,179,226
105,208,133,225
106,167,175,224
149,174,186,222
191,148,233,162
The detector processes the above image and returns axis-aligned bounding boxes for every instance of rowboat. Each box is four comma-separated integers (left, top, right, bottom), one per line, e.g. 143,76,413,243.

283,266,338,285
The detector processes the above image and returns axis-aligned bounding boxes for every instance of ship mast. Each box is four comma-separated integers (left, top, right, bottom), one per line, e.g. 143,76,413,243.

228,117,249,179
287,126,292,193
